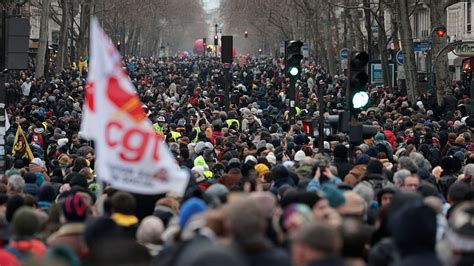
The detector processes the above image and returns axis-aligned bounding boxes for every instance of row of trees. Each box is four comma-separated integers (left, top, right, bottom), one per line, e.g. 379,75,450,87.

221,0,461,104
29,0,208,77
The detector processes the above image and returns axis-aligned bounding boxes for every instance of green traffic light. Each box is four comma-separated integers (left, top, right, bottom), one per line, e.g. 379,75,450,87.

352,91,369,109
289,66,299,77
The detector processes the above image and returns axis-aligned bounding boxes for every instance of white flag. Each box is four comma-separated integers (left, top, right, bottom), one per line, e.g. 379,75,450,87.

86,18,189,195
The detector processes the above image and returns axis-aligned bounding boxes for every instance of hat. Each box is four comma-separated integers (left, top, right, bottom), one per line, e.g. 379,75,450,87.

356,154,370,165
156,116,166,122
136,216,164,245
266,153,277,165
244,155,258,164
12,207,40,237
446,204,474,252
179,198,207,229
256,140,267,151
61,194,88,222
228,158,241,170
57,138,69,147
294,150,306,162
375,133,385,141
281,204,312,232
177,119,186,126
204,184,229,203
69,173,88,188
321,184,345,208
31,158,45,168
255,163,270,175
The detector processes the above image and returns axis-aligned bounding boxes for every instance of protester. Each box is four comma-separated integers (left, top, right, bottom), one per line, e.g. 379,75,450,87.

1,51,473,266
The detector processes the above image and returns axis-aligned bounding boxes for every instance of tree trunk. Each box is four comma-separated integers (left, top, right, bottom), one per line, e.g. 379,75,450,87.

363,0,372,54
56,0,69,74
378,1,392,90
396,0,418,103
324,3,336,79
35,0,51,79
77,0,91,63
345,0,355,49
429,1,450,105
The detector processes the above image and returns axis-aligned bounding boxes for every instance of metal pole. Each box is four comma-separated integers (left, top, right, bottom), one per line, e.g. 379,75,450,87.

0,9,6,173
224,63,230,112
289,78,296,125
318,84,325,153
345,51,352,112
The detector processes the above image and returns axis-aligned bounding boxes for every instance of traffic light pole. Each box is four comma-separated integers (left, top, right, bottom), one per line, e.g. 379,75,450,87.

318,83,325,153
289,77,296,125
223,63,231,112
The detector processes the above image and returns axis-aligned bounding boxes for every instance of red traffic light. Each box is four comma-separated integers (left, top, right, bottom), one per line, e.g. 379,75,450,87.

435,29,446,37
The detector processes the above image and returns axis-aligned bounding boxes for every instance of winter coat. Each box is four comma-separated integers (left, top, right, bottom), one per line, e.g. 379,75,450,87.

333,158,353,181
391,252,443,266
47,223,88,257
307,257,346,266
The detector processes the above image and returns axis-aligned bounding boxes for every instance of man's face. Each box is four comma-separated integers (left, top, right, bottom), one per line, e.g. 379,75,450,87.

313,199,331,221
402,176,420,192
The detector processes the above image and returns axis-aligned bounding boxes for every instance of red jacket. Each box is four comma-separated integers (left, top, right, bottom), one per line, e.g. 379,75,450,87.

383,130,396,150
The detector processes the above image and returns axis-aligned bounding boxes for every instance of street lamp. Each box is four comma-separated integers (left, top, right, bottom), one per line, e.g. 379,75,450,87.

245,31,248,38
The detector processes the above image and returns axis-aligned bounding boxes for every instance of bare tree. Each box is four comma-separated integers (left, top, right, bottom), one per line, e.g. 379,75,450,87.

35,0,51,78
56,0,69,74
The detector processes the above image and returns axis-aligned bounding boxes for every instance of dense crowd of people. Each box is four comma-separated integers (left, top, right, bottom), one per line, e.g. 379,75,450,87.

0,55,473,266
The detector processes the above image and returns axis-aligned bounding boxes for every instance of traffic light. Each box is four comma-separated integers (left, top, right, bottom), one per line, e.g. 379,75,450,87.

117,41,121,51
244,31,248,38
349,51,370,113
433,25,447,38
214,35,218,45
285,40,303,79
258,48,262,54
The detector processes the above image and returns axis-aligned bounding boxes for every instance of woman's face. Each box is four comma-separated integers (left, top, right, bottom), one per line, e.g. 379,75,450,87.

242,147,250,157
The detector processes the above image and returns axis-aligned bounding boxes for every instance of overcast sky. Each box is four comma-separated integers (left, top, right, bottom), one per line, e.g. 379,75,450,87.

203,0,220,10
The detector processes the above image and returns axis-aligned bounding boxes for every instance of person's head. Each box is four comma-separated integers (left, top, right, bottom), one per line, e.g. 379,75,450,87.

341,218,370,259
446,202,474,263
447,182,471,205
401,174,420,192
393,169,411,187
390,203,438,257
11,206,40,238
312,197,332,221
61,193,89,223
225,198,265,244
291,222,343,266
7,175,25,194
377,187,396,208
110,191,136,215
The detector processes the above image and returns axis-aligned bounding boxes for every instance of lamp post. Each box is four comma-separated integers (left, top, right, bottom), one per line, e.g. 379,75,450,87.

427,25,447,91
214,23,218,57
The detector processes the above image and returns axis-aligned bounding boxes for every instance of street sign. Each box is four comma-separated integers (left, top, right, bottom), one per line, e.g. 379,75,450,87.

302,42,309,58
340,48,349,59
454,42,474,56
396,50,404,65
397,65,406,80
279,41,285,57
341,59,348,70
370,63,395,87
413,41,432,52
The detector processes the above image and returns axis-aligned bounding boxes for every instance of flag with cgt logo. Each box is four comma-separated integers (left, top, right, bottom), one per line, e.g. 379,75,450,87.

82,17,189,195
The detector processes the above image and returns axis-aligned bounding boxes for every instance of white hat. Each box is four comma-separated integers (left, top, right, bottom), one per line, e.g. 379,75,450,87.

31,158,45,168
57,138,69,147
266,152,277,165
244,155,258,164
294,150,306,162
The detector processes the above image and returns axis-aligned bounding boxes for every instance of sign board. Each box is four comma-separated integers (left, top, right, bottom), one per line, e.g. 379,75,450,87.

341,59,348,70
340,48,349,59
396,50,404,65
279,41,285,57
397,65,406,80
413,41,432,52
370,63,395,87
454,42,474,56
302,42,309,58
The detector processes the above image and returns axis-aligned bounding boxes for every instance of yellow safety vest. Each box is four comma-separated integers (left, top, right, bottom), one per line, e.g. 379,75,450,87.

226,119,240,130
170,131,181,141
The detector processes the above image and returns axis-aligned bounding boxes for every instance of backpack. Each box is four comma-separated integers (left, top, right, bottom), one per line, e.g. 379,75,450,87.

425,144,441,167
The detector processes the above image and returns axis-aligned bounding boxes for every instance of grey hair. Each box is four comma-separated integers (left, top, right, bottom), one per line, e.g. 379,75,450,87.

8,175,25,193
398,157,419,174
409,152,432,171
464,164,474,179
393,169,412,187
